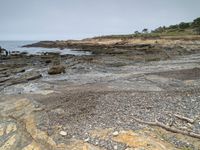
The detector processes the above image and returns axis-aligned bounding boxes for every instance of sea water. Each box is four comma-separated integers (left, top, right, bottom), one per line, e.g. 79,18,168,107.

0,41,91,56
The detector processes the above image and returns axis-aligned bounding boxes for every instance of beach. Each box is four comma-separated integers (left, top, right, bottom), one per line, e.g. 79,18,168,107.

0,35,200,149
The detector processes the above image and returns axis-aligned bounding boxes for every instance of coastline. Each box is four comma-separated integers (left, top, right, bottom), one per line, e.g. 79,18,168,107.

1,34,200,149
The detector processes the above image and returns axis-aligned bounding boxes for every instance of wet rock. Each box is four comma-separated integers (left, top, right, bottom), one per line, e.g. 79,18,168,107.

48,65,65,75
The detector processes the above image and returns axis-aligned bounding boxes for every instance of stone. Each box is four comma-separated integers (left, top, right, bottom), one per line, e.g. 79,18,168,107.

112,131,119,136
84,137,90,142
48,65,65,75
59,131,67,136
95,141,99,145
114,145,118,150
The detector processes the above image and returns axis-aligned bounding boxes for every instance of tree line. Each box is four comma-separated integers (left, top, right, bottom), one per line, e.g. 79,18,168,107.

134,17,200,35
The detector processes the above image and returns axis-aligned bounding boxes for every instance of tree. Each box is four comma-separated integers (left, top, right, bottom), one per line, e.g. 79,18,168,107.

153,26,164,33
179,22,190,29
168,25,179,29
134,31,140,35
142,28,148,34
192,17,200,27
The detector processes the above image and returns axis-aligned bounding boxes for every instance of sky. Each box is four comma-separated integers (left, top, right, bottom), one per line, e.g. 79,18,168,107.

0,0,200,40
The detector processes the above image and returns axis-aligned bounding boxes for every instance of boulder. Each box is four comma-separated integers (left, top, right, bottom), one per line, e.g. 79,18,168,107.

48,65,65,75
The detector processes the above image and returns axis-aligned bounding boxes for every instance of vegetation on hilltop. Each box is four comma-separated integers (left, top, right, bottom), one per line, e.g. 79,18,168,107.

92,17,200,39
152,17,200,35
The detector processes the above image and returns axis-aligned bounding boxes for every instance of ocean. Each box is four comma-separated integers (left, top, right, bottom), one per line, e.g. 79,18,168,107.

0,41,91,56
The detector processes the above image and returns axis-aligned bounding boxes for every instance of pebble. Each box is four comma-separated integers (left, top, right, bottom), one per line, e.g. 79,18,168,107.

114,145,118,149
112,131,119,136
84,137,90,142
59,131,67,136
95,141,99,145
35,104,40,108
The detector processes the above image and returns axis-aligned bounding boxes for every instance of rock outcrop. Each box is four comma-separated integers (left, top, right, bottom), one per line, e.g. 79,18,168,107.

48,65,66,75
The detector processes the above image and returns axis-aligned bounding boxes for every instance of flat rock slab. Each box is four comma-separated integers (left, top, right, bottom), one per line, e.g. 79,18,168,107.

151,67,200,80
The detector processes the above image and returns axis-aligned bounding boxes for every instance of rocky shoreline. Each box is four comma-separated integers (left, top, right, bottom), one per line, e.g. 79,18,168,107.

1,36,200,149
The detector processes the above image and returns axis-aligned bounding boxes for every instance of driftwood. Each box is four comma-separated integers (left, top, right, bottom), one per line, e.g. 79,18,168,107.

132,116,200,139
174,114,194,124
165,111,195,124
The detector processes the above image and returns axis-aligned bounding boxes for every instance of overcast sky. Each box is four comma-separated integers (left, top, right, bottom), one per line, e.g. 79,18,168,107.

0,0,200,40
